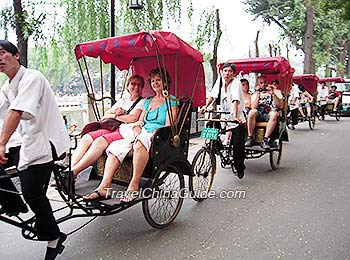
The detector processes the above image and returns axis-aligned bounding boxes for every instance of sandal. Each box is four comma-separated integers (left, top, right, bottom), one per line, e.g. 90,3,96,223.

83,190,110,202
121,190,139,203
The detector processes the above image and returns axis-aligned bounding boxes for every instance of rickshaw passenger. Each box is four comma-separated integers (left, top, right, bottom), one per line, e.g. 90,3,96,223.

241,78,252,117
70,75,145,179
83,67,178,202
327,85,341,111
0,40,70,260
297,85,314,118
245,76,283,149
199,63,246,179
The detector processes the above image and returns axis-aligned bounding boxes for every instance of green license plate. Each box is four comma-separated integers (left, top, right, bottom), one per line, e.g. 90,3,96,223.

201,128,219,140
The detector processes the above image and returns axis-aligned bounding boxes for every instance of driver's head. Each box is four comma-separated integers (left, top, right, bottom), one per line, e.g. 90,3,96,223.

221,63,236,83
331,85,337,90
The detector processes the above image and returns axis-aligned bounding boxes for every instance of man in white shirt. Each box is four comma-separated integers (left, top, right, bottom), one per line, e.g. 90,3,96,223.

200,63,246,179
317,82,329,120
0,40,70,260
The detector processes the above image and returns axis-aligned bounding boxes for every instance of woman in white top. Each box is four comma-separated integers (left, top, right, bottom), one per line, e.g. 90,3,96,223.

71,75,145,178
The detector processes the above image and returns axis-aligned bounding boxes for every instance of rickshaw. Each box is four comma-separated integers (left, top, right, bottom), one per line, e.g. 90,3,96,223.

290,74,319,129
0,30,206,240
190,57,294,200
317,77,344,121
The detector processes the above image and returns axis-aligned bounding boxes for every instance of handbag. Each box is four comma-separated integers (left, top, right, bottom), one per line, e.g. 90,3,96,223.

81,97,142,136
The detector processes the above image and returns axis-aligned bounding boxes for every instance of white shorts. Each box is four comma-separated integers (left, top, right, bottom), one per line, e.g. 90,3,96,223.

106,138,133,163
134,128,154,152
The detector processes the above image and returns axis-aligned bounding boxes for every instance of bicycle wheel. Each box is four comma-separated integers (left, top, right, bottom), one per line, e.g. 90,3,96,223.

142,164,185,229
269,139,283,170
189,147,216,201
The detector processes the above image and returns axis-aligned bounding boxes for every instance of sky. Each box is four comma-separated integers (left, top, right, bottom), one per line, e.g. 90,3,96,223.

183,0,304,74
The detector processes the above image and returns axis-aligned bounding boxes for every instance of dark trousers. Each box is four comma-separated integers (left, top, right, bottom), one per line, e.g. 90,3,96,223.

0,147,27,214
290,109,298,125
230,124,246,172
7,147,60,241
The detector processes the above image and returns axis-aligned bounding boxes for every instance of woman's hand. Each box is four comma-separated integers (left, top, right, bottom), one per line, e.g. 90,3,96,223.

115,107,126,116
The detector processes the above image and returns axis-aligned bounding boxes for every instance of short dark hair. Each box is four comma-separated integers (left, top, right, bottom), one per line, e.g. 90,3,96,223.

240,78,249,84
272,79,279,85
298,85,305,92
0,40,19,55
331,85,337,89
222,63,236,72
148,67,172,89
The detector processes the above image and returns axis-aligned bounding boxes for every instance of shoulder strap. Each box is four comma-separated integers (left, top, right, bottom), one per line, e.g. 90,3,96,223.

125,97,142,114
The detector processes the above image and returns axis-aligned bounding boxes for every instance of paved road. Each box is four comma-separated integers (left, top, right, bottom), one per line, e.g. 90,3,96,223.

1,117,350,260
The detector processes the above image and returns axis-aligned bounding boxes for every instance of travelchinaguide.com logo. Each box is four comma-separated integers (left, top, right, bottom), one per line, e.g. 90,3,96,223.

102,187,246,200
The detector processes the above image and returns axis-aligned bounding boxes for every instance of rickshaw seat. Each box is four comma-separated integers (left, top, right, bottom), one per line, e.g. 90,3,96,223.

256,122,268,127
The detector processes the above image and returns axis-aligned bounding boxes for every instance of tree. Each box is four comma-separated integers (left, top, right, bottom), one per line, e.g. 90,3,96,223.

0,0,47,66
242,0,350,77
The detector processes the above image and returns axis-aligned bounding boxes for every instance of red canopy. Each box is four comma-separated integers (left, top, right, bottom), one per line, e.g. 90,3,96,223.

74,31,206,107
293,74,319,93
220,57,295,93
318,77,347,83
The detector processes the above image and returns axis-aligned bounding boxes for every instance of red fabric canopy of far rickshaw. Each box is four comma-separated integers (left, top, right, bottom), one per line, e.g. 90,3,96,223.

293,74,319,94
219,57,295,93
318,77,347,84
74,30,206,107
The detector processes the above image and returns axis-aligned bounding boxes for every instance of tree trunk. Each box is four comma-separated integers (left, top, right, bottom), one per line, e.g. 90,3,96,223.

255,30,260,57
13,0,28,67
210,9,222,85
338,40,349,77
303,0,315,74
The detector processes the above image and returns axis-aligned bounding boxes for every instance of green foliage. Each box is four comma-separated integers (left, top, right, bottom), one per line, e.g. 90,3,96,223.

321,0,350,21
0,0,48,42
242,0,350,76
1,0,216,91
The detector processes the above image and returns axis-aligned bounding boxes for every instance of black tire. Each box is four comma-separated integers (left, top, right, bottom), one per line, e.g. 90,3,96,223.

142,164,185,229
189,148,216,201
269,139,283,170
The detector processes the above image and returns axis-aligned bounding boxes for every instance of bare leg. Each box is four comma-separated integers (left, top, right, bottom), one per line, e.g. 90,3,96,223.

72,137,109,176
71,134,93,166
83,154,121,200
264,112,278,138
334,97,339,110
127,140,149,192
247,109,257,137
298,106,306,117
306,105,312,116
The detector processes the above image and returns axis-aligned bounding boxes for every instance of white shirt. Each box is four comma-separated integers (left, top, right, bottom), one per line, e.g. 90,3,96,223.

317,86,329,101
289,85,300,110
210,77,246,125
111,94,145,113
0,93,22,150
115,96,145,140
1,66,70,170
